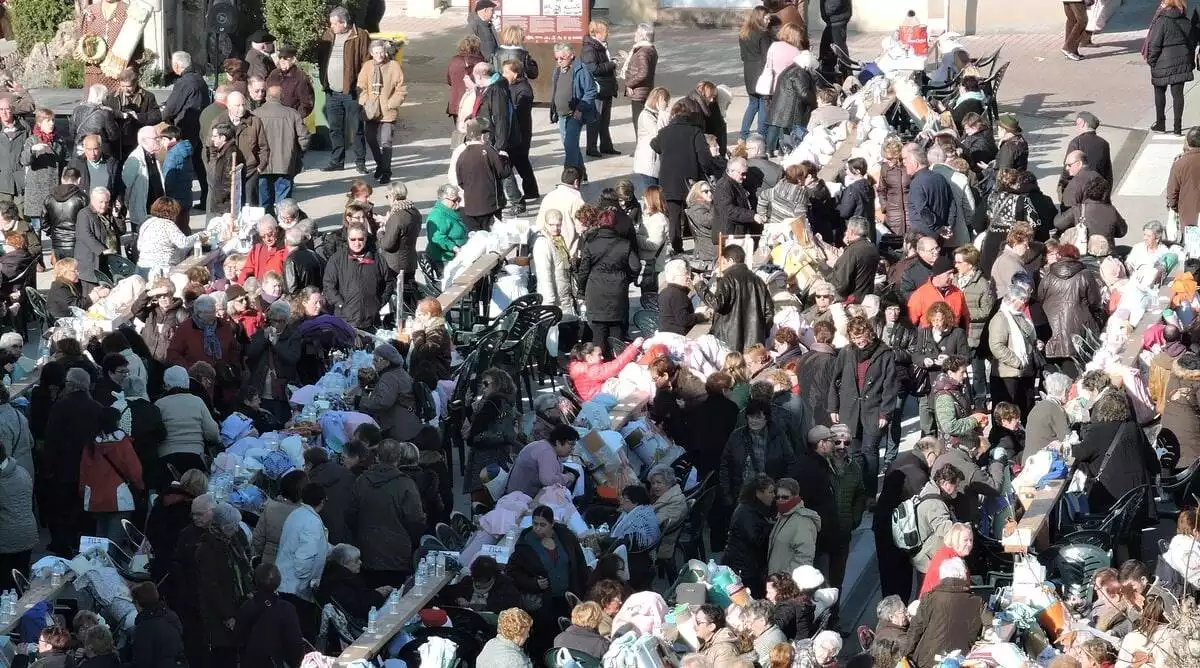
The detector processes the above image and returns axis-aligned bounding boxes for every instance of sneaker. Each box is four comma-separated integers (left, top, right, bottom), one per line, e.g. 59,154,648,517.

377,174,391,184
321,164,344,172
504,204,527,216
1062,50,1082,61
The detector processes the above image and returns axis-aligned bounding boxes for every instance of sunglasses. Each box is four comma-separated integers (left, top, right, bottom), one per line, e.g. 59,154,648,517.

776,493,793,501
348,237,367,242
832,439,850,445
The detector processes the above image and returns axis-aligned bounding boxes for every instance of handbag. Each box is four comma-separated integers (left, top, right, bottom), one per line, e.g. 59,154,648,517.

754,58,776,96
362,64,384,121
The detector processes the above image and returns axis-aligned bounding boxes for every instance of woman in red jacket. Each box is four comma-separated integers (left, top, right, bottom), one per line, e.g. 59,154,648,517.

238,218,288,284
918,522,973,597
567,339,644,402
79,406,145,543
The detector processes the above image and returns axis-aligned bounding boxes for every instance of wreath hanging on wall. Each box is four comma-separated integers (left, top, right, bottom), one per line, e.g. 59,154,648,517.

74,34,108,65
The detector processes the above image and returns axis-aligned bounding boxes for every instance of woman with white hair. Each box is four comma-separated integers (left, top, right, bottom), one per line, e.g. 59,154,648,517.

987,283,1040,416
620,23,659,136
902,557,988,668
532,209,579,316
657,259,696,335
1125,221,1176,276
648,465,687,561
1025,372,1072,460
316,543,390,621
70,84,120,158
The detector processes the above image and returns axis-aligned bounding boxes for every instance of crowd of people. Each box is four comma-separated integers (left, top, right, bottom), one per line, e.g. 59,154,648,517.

0,0,1196,667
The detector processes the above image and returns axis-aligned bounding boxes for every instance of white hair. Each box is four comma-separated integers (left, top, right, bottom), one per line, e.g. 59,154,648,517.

647,464,677,487
257,215,280,232
812,630,843,655
938,557,968,580
634,22,655,42
726,157,748,174
330,543,361,567
90,186,110,199
171,51,192,69
1044,372,1072,401
553,42,574,55
745,134,766,158
86,84,108,104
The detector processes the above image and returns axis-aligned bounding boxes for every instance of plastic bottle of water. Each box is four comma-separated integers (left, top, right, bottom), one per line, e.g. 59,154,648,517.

6,591,14,617
389,589,400,614
193,239,203,259
435,553,445,578
707,559,719,580
50,561,65,587
367,607,378,633
415,558,426,589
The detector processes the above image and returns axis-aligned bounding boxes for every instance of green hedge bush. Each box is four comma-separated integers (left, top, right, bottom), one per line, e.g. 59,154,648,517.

264,0,369,61
8,0,72,54
58,59,84,89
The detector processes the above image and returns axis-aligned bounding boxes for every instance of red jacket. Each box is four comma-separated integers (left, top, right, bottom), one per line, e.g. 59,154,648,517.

238,243,288,283
919,545,970,597
906,281,971,330
568,345,641,402
232,308,265,338
167,318,243,375
79,433,144,513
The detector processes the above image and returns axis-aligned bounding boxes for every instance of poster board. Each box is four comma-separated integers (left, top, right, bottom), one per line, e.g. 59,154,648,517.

230,163,244,218
472,0,589,46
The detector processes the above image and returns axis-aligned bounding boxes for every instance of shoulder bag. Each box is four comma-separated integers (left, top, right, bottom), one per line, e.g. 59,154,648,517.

754,57,777,96
362,64,384,121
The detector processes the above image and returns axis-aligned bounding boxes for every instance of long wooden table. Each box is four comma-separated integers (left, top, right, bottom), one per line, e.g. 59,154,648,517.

686,323,711,339
0,575,74,637
1003,478,1068,554
436,244,517,312
335,571,455,664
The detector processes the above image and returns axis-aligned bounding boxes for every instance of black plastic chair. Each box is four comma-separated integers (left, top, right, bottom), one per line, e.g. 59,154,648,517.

656,497,694,582
449,510,475,538
1061,485,1150,556
435,522,466,551
544,648,602,668
633,310,659,337
105,255,137,282
830,43,862,74
609,338,629,356
981,61,1010,124
972,47,1003,77
442,349,479,476
24,286,51,332
639,293,659,312
1162,459,1200,515
440,606,496,644
677,483,717,562
1051,542,1111,609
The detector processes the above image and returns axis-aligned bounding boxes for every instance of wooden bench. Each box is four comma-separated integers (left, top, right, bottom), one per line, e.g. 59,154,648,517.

335,571,455,664
1003,478,1068,554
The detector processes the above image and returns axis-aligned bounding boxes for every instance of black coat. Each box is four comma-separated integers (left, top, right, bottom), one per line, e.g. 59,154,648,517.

912,326,969,370
322,248,393,329
828,342,899,441
476,79,515,152
307,460,356,545
1062,131,1113,189
657,283,696,335
508,76,535,146
837,178,875,224
379,202,422,275
774,599,816,640
43,389,104,482
712,175,757,237
1036,259,1100,359
683,393,740,476
315,561,385,622
686,201,718,265
131,602,185,668
651,115,714,201
284,248,324,295
994,135,1029,172
454,141,510,216
508,524,589,601
792,449,838,541
703,263,774,354
1061,168,1109,210
1075,419,1160,517
1147,7,1196,86
234,593,305,668
689,91,729,156
719,421,799,501
576,227,639,322
66,155,122,200
740,28,774,94
823,237,878,303
492,45,539,80
820,0,852,24
768,62,816,129
468,13,499,59
1051,199,1126,243
195,533,253,648
746,157,783,205
43,184,86,258
144,485,197,583
797,345,838,427
960,131,997,176
723,499,774,594
203,143,236,215
906,168,959,238
448,573,522,613
162,68,214,140
350,464,427,573
70,103,121,158
580,36,618,99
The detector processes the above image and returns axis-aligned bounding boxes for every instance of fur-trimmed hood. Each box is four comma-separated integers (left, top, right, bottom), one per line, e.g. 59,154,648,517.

1173,353,1200,382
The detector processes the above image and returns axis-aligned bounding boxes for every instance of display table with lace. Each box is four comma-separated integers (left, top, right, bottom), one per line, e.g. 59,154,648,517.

335,570,456,664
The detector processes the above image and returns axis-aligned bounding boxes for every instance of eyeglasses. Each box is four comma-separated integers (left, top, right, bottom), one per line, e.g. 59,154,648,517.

694,618,713,627
832,438,850,445
348,237,367,242
815,294,833,299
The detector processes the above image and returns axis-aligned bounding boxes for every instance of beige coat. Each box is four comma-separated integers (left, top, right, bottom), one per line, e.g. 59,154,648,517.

700,628,752,668
652,484,688,560
767,504,821,574
357,59,408,123
251,497,300,565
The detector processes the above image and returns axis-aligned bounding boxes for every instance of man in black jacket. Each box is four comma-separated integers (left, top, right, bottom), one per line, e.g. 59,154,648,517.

819,0,853,80
162,51,213,210
581,21,619,157
67,135,122,202
712,158,765,238
454,120,510,232
468,0,499,60
1058,111,1112,195
378,182,422,315
105,68,163,162
702,244,773,353
1060,149,1109,210
472,62,513,154
499,59,538,215
821,216,879,303
43,167,87,262
652,107,716,253
283,227,323,295
874,436,943,601
744,135,782,207
322,223,393,329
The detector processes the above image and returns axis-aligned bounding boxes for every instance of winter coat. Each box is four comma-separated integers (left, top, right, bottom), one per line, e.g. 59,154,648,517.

1052,200,1126,246
448,572,522,614
132,602,185,668
700,627,745,668
425,200,468,263
356,59,407,123
239,242,287,284
195,532,253,648
623,43,657,101
549,58,597,123
961,131,998,175
359,362,423,441
877,160,910,234
474,77,515,152
1147,7,1195,87
576,227,639,323
264,66,316,119
234,592,305,668
821,0,852,23
533,234,578,315
276,503,329,601
703,262,774,353
79,432,143,513
1167,147,1200,228
155,390,220,459
19,133,66,219
43,184,86,257
980,188,1052,274
493,44,539,80
740,28,774,94
70,103,120,158
838,177,875,223
0,459,36,554
987,307,1037,378
67,154,121,200
768,54,817,128
0,122,26,197
468,13,499,59
508,524,589,603
316,25,371,93
828,342,899,440
712,174,758,237
581,36,618,99
1060,168,1107,211
379,201,422,275
555,625,611,660
823,237,878,303
756,179,810,230
874,450,932,539
1024,398,1070,461
913,479,956,573
994,135,1029,172
161,67,212,140
349,463,426,573
1075,419,1159,517
135,298,186,363
633,107,667,177
686,200,718,265
253,99,310,177
1037,259,1101,358
323,247,391,329
214,112,270,175
300,460,354,546
955,271,994,349
768,503,821,573
446,53,485,116
203,142,236,215
250,497,299,564
144,484,196,581
720,420,799,500
478,638,533,668
568,343,640,402
657,283,695,335
75,207,121,283
120,147,163,225
651,484,687,559
315,561,385,622
455,140,509,216
906,168,959,238
167,317,241,380
160,140,193,207
797,345,838,426
652,114,714,201
724,499,775,592
903,578,988,668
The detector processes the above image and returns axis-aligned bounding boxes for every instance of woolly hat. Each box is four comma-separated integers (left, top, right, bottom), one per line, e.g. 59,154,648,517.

792,565,825,590
164,365,190,391
373,343,404,367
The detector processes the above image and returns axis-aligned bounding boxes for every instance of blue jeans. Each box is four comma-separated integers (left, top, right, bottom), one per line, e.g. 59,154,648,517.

632,175,659,193
324,90,365,167
765,124,809,154
28,217,40,234
740,95,766,139
558,115,585,169
257,175,293,214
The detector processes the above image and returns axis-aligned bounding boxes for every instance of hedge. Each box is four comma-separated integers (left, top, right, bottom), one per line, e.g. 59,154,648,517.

8,0,72,54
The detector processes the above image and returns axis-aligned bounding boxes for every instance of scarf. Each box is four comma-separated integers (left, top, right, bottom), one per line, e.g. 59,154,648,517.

1000,304,1030,369
33,125,55,144
777,496,802,514
551,234,569,264
852,338,880,363
618,41,652,81
193,315,223,359
955,269,980,291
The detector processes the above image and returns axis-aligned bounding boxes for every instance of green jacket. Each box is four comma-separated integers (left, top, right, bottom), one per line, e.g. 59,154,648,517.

932,376,980,438
827,454,866,539
425,201,468,263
